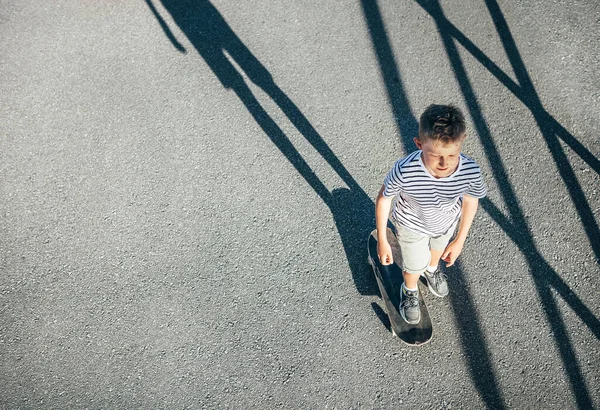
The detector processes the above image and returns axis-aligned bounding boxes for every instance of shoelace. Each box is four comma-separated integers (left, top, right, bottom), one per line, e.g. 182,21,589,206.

401,291,419,308
431,269,447,285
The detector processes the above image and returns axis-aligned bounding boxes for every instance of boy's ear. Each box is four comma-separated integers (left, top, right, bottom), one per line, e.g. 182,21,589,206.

413,137,422,150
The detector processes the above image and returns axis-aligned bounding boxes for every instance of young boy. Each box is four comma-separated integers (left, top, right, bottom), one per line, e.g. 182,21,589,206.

375,104,486,324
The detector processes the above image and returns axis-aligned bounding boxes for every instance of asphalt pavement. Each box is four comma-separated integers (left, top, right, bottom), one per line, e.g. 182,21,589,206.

1,0,599,408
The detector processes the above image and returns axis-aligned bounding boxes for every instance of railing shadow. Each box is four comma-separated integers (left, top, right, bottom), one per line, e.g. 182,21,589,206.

414,0,600,407
361,0,506,408
144,0,378,296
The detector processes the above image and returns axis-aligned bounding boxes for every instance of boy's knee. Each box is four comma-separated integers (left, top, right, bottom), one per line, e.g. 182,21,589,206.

402,258,430,276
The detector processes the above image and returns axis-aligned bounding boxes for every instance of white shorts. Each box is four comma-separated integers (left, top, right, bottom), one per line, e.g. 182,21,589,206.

393,221,457,275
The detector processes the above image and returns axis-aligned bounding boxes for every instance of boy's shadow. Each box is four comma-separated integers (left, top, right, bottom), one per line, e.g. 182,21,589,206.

146,0,378,295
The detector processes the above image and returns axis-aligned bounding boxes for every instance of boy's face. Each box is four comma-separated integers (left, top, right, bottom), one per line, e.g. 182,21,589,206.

414,137,463,178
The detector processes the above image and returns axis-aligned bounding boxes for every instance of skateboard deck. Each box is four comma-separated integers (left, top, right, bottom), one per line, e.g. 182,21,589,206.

368,228,432,346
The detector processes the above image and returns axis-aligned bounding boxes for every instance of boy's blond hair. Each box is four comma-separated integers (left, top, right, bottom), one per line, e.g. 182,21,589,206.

418,104,466,145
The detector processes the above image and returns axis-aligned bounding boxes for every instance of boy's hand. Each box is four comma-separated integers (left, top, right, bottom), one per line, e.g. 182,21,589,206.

442,239,464,267
377,241,394,265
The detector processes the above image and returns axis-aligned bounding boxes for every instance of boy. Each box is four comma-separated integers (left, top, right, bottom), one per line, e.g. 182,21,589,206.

375,104,486,324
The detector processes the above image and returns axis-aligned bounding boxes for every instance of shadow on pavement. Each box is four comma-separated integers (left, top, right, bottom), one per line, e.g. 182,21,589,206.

144,0,378,295
371,302,392,333
359,0,418,153
146,0,598,407
415,0,600,407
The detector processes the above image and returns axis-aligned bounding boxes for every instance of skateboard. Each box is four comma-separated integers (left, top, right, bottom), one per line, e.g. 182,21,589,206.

367,228,432,346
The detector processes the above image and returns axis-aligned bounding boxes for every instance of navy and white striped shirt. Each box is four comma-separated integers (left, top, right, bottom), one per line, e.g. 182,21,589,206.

383,151,486,236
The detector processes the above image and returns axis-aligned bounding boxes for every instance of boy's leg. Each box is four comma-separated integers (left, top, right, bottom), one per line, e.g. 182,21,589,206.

394,222,430,324
429,248,444,268
399,273,421,325
402,271,421,290
423,222,458,297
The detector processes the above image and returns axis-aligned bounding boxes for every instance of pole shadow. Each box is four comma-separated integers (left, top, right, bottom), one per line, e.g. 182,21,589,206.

360,0,418,152
144,0,378,295
414,0,600,407
361,0,507,408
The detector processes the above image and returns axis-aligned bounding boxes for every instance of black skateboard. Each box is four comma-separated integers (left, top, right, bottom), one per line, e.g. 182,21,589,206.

367,228,432,346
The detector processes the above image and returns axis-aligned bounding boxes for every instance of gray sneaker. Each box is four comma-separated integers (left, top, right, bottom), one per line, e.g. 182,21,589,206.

422,267,449,297
399,284,420,324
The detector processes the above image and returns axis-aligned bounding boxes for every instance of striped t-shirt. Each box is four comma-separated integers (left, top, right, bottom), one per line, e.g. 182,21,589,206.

383,150,486,236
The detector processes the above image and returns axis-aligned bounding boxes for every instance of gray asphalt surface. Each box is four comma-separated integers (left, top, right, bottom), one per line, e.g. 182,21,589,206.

1,0,599,408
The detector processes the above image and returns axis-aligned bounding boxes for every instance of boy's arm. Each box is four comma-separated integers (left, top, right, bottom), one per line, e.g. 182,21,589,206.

375,185,394,265
442,194,479,267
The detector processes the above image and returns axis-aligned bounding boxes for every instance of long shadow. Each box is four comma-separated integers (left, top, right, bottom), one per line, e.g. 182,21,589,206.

415,0,599,407
361,1,507,408
444,261,506,409
144,0,377,295
360,0,418,152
